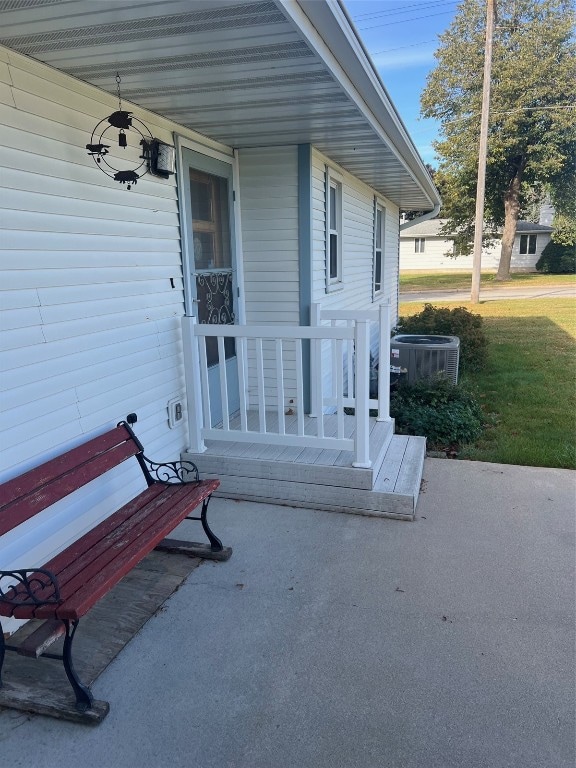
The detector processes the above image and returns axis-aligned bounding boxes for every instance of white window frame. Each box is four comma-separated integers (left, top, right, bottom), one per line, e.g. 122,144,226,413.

373,200,385,299
414,237,425,253
519,234,537,255
325,167,343,292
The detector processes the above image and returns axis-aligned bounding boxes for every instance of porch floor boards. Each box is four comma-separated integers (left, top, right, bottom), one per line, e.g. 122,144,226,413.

208,412,392,474
184,413,426,521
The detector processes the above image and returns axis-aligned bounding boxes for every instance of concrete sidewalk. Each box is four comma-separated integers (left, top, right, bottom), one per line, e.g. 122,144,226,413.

400,284,575,303
1,459,574,768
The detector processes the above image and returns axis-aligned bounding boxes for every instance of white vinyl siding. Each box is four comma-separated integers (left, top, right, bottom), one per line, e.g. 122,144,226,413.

237,146,300,407
312,148,399,320
311,148,400,401
400,233,551,272
0,46,233,631
512,234,548,270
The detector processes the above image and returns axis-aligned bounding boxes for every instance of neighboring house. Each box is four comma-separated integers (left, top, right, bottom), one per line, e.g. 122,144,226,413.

400,218,553,271
0,0,441,633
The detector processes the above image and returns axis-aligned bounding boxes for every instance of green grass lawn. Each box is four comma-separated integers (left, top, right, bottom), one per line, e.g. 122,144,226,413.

398,298,576,469
400,271,576,292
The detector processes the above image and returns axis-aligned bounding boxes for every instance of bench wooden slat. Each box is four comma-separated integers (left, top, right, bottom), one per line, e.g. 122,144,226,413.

2,480,218,620
0,425,133,509
0,441,139,537
38,480,218,621
31,486,168,593
0,427,139,537
37,486,185,604
3,484,169,618
49,482,217,620
3,484,196,620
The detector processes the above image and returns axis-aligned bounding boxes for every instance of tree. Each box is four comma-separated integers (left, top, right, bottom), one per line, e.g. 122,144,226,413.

551,212,576,246
401,164,438,221
421,0,576,280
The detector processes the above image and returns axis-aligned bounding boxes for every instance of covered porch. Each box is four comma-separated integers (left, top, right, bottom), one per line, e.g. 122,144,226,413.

181,305,426,519
0,0,438,532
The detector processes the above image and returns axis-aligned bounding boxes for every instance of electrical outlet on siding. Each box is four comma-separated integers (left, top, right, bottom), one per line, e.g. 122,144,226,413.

167,397,184,429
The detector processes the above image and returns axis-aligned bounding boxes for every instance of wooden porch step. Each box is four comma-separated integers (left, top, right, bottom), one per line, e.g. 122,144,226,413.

373,435,427,503
184,434,426,521
186,416,394,492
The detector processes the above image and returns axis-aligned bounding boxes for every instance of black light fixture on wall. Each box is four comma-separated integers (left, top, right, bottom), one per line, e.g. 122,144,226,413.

141,138,177,179
86,73,175,190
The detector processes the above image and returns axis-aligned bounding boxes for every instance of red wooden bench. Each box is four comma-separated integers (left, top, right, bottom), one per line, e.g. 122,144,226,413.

0,415,231,716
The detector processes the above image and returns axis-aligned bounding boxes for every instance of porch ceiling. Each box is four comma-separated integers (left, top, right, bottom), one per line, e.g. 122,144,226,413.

0,0,439,210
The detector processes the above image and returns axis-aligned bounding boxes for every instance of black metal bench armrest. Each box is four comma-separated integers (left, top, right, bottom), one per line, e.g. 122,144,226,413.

0,569,61,610
138,455,201,486
117,419,201,487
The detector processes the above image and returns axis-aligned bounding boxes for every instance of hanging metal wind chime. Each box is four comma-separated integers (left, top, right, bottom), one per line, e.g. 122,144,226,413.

86,73,153,190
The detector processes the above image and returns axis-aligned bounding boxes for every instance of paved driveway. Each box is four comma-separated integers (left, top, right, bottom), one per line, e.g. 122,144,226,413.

1,459,574,768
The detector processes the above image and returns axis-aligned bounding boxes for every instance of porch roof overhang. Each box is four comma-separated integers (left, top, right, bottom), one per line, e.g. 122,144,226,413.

0,0,440,211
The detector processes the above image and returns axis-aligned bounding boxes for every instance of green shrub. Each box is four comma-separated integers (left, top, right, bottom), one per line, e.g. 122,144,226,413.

535,240,576,274
396,303,488,372
391,377,484,446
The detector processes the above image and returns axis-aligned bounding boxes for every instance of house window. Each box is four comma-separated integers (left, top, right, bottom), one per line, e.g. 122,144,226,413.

373,203,385,296
326,171,342,290
414,237,425,253
519,234,537,254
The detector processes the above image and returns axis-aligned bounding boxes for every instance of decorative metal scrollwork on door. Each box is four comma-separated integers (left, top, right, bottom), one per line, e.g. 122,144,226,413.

197,272,235,325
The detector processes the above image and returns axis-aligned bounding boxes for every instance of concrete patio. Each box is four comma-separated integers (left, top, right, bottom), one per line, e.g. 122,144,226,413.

0,458,574,768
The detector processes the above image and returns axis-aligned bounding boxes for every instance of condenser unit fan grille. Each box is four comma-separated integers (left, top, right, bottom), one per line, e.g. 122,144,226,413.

390,335,460,385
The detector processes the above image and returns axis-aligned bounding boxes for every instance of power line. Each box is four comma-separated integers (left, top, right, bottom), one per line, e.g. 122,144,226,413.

439,104,576,129
353,0,456,21
357,9,456,30
494,105,576,115
370,39,438,56
405,104,576,139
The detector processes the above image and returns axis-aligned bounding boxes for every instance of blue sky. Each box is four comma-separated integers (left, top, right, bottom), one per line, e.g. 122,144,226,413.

344,0,461,166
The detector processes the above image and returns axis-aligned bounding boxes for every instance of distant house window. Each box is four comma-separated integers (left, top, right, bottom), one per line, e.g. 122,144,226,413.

520,234,537,254
373,203,385,296
326,171,342,290
414,237,425,253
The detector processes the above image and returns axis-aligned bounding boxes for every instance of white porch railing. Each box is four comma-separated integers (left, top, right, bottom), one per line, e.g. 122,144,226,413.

181,316,374,468
310,302,392,423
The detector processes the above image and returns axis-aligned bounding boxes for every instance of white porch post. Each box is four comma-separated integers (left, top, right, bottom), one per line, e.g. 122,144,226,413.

377,302,392,422
309,302,321,417
353,319,371,468
181,316,206,453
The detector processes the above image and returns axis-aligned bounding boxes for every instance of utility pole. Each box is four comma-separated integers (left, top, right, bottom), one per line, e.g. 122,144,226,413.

471,0,496,304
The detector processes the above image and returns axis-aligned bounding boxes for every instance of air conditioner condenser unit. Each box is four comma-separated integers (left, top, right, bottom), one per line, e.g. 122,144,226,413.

390,334,460,385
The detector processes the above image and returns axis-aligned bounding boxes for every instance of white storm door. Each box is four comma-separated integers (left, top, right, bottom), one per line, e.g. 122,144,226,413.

182,149,239,426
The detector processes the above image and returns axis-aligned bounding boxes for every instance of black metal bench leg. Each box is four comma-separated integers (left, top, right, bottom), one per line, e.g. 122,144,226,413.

62,619,94,712
200,496,223,551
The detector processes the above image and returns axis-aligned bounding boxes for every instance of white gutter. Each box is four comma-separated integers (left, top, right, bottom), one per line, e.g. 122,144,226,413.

400,202,442,231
